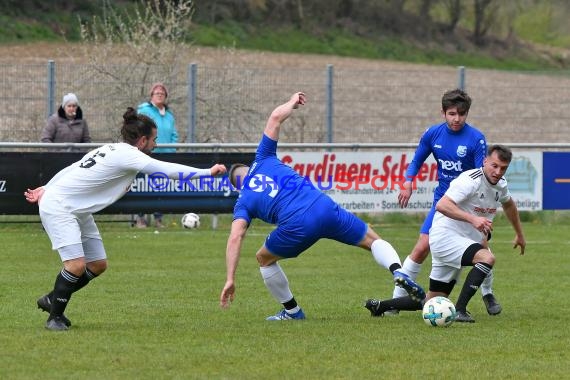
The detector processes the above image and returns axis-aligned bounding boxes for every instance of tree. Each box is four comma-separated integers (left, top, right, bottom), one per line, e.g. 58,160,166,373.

78,0,193,139
442,0,462,33
473,0,497,46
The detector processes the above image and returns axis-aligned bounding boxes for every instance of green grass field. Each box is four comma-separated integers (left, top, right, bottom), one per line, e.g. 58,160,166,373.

1,214,569,379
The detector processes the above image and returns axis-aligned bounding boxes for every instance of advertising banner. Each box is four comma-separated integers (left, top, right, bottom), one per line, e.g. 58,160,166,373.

0,152,254,215
0,149,551,216
279,149,544,213
279,151,437,212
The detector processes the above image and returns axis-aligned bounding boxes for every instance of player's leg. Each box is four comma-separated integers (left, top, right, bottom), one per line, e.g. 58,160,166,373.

42,217,108,302
481,270,502,315
365,296,421,316
77,214,108,290
365,262,458,317
480,240,502,315
355,224,425,302
391,233,429,299
256,245,305,321
39,213,107,330
38,210,86,330
455,243,495,323
391,206,436,300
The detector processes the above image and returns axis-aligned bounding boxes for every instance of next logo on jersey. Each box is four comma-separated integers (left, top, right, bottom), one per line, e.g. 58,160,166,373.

438,159,463,172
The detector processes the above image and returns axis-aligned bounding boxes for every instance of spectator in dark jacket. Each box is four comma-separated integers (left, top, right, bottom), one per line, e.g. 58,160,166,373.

41,93,91,143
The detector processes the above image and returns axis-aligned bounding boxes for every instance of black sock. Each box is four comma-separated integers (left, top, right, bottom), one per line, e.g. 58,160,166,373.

382,296,422,312
389,263,402,274
283,297,298,310
49,269,79,319
74,268,97,293
46,268,97,301
456,262,492,312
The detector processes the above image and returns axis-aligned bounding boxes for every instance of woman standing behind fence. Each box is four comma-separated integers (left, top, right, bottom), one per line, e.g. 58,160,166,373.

41,93,91,143
135,82,179,228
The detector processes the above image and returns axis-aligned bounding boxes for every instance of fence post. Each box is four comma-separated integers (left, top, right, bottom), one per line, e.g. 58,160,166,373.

457,66,466,91
326,64,334,143
47,60,56,119
187,63,197,143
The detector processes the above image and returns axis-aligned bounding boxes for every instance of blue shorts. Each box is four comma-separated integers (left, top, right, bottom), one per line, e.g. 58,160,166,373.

420,195,442,235
420,205,436,234
265,195,367,258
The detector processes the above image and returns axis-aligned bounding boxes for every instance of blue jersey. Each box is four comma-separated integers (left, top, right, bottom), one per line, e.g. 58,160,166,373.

233,134,324,225
406,122,487,200
234,134,367,258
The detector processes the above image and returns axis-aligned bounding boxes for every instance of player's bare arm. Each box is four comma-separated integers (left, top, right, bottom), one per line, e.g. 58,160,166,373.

220,218,249,309
502,198,526,255
436,195,493,234
398,180,413,208
263,92,306,141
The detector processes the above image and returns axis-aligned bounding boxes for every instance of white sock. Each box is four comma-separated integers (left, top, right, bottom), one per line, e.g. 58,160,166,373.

371,239,401,270
481,269,494,296
392,256,422,298
259,263,294,303
400,256,422,279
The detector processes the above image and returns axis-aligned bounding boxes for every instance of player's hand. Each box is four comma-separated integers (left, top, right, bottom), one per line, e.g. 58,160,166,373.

513,234,526,255
398,181,413,208
210,164,227,176
220,281,235,309
291,92,306,109
472,217,493,236
24,187,45,204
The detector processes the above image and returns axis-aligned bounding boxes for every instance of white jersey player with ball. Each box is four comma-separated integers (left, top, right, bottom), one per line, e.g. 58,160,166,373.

427,144,526,322
364,145,525,322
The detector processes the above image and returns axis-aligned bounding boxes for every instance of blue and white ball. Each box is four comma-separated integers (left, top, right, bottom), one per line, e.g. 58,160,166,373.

181,213,200,229
422,296,456,327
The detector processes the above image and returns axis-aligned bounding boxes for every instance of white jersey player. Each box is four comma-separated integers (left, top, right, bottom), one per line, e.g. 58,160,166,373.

364,145,525,323
24,108,227,331
427,144,525,322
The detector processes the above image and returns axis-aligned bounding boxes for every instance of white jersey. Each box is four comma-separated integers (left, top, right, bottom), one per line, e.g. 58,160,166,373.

430,168,511,243
40,142,210,215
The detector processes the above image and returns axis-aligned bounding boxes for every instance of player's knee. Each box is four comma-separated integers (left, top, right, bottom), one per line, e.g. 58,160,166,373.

480,250,495,266
472,249,495,267
63,260,86,277
88,259,107,275
256,252,277,267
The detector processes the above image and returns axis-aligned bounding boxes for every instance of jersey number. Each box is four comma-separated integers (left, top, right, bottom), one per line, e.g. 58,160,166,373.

248,174,278,198
79,151,106,168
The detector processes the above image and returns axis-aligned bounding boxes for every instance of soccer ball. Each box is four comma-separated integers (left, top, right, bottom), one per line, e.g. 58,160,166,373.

422,296,457,327
181,213,200,229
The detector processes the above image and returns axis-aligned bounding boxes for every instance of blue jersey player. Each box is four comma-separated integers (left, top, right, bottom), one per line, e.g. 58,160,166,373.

387,88,502,316
219,92,425,320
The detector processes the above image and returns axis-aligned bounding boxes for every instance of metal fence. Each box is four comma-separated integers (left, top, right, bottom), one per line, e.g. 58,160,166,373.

1,61,570,144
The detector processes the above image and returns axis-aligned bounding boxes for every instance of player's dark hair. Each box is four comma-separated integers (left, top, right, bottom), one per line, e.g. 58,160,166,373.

487,144,512,163
442,88,471,114
229,163,249,188
121,107,157,145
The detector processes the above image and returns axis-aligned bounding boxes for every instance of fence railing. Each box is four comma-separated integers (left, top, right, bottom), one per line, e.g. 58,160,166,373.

1,62,569,144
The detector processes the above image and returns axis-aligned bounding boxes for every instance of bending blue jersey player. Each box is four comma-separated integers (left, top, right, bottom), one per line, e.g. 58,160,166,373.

388,88,502,316
219,92,425,320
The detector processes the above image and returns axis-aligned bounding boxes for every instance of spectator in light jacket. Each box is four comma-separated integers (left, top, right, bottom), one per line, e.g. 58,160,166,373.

137,83,178,153
135,82,179,228
41,93,91,143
